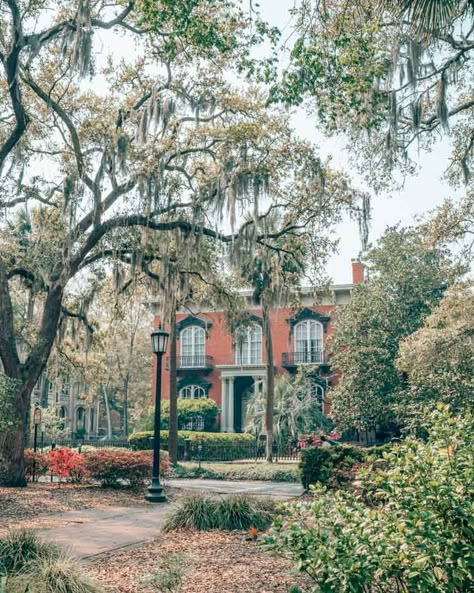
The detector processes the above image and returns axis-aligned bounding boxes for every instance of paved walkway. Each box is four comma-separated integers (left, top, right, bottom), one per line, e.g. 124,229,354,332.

166,478,304,497
39,505,169,561
37,480,303,560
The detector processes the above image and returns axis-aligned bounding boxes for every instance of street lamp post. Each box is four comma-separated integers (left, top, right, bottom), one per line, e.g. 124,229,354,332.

145,325,169,503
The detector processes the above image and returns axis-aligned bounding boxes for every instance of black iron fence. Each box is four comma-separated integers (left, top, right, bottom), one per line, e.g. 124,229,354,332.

160,440,299,463
29,438,130,451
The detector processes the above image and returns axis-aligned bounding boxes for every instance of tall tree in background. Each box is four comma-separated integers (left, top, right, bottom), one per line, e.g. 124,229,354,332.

0,0,332,486
329,226,462,434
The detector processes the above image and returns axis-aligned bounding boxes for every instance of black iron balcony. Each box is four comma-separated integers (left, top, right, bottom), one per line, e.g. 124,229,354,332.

166,354,214,372
282,351,329,368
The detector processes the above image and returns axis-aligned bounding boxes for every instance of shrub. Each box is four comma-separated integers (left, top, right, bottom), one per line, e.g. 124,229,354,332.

163,494,276,532
47,448,87,484
161,399,218,430
84,449,169,488
129,430,254,460
0,529,59,576
267,406,474,593
7,548,102,593
299,444,367,489
23,450,49,482
171,462,299,482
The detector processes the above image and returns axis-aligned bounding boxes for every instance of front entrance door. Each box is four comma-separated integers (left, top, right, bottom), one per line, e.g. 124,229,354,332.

233,376,254,432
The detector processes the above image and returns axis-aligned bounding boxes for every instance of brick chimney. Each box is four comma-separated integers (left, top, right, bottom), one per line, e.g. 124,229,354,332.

351,259,365,285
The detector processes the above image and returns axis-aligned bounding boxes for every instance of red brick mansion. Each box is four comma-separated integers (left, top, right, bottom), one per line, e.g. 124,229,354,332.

155,261,364,432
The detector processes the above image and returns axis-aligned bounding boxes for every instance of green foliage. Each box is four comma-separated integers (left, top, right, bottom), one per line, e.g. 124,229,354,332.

299,445,367,490
396,285,474,426
163,494,276,532
136,0,279,64
171,462,299,482
330,226,461,432
267,406,474,593
272,0,474,190
245,368,332,445
129,430,254,451
0,530,58,576
0,530,102,593
137,399,219,431
162,399,218,430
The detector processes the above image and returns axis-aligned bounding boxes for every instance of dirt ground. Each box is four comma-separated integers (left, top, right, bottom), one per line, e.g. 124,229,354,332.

90,530,308,593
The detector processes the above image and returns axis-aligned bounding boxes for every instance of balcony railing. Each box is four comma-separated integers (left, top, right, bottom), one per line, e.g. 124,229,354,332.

282,351,328,367
165,354,214,371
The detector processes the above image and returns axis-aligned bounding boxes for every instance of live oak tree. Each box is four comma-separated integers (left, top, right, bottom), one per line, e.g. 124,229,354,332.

272,0,474,191
0,0,351,485
329,226,462,434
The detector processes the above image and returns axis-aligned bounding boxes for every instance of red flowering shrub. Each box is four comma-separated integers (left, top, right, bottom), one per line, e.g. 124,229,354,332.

24,450,48,482
47,448,87,484
84,449,169,489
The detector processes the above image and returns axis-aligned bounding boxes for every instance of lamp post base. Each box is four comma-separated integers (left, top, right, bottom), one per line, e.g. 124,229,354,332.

145,479,167,503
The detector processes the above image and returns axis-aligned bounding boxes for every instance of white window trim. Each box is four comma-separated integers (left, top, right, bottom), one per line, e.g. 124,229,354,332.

236,324,262,365
294,320,324,364
180,326,206,367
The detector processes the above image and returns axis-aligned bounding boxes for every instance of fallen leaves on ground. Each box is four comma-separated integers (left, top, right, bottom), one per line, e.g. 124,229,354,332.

0,484,147,532
90,530,307,593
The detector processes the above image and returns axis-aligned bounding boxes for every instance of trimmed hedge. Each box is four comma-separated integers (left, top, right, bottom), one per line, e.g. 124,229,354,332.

84,449,169,488
299,444,392,489
160,399,218,430
129,430,255,460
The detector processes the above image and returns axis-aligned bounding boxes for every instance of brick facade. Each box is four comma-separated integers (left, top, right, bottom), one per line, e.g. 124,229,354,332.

154,262,363,432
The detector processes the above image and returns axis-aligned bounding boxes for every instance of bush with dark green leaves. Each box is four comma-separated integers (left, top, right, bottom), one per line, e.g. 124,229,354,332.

160,398,218,430
130,430,254,460
163,494,276,532
171,462,299,482
299,444,367,489
267,406,474,593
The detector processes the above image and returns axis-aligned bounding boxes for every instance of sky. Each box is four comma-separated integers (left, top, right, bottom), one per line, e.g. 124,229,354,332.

256,0,462,284
89,1,462,286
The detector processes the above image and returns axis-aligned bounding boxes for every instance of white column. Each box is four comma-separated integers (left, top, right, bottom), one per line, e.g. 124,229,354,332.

228,376,235,433
221,377,228,432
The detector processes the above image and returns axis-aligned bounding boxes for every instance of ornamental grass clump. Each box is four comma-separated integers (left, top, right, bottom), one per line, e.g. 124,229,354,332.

0,530,102,593
163,494,276,532
266,405,474,593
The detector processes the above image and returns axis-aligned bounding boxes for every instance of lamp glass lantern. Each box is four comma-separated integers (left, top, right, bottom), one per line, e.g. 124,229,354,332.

151,327,169,355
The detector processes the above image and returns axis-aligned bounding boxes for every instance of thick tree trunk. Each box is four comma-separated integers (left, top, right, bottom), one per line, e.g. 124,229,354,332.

168,316,178,465
0,382,31,487
263,297,274,463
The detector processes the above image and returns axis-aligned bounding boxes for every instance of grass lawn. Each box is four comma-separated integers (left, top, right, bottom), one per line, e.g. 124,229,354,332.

169,461,300,482
89,530,308,593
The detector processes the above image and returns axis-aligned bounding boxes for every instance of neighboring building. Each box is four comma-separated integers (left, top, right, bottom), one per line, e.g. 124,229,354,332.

155,260,364,432
33,374,100,438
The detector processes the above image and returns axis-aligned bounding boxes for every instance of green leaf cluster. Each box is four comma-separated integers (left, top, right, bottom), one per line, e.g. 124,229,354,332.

267,405,474,592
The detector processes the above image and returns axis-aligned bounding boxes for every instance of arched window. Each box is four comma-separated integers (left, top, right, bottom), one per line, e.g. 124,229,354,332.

89,408,95,432
236,324,262,365
59,406,67,419
179,385,207,400
76,406,86,431
295,320,323,363
180,326,205,367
